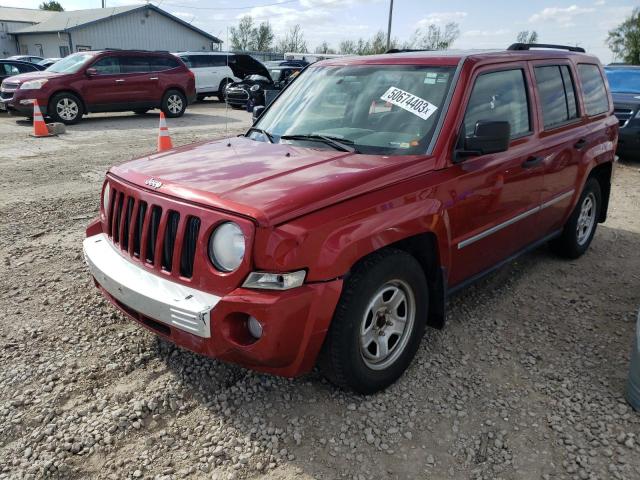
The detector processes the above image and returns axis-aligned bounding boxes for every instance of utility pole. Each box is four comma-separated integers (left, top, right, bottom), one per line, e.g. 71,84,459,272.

101,0,105,8
386,0,394,50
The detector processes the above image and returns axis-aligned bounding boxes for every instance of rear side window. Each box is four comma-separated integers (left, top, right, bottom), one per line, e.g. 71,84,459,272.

121,56,150,73
92,56,120,75
534,65,579,128
464,69,530,138
192,55,227,68
578,64,609,116
148,56,180,72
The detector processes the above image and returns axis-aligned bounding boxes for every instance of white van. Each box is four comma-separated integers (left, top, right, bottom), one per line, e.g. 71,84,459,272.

174,52,270,101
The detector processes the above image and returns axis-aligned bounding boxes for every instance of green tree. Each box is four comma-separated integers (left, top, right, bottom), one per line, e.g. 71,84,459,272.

411,22,459,50
607,7,640,64
229,16,255,51
253,22,274,52
517,30,539,43
39,1,63,11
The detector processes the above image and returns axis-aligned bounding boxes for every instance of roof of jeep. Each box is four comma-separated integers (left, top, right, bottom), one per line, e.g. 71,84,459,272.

318,48,601,68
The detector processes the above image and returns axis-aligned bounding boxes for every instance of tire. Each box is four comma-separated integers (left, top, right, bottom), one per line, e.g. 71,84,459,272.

161,89,187,118
217,80,230,102
133,109,149,115
48,92,83,124
550,178,601,259
318,249,428,394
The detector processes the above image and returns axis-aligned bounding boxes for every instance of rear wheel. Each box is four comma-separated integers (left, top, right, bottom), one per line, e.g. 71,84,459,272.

161,89,187,118
550,178,601,259
49,92,83,124
319,249,428,394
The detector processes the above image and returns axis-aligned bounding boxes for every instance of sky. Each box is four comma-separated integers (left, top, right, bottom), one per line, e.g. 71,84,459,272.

1,0,636,62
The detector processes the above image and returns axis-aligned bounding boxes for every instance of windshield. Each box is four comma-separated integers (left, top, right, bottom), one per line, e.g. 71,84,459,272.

252,64,455,155
604,68,640,94
46,53,94,73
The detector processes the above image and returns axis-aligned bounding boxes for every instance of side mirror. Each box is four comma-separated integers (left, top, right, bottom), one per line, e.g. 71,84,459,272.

85,67,97,77
252,105,265,122
455,120,510,161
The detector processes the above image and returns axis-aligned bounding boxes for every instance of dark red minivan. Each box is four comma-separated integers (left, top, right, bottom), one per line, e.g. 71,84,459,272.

0,49,196,124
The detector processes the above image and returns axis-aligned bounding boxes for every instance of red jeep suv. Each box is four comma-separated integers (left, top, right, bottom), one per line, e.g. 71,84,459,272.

0,49,195,124
84,44,617,394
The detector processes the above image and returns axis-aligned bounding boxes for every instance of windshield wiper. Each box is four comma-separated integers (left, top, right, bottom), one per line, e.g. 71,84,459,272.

280,133,358,153
246,127,274,143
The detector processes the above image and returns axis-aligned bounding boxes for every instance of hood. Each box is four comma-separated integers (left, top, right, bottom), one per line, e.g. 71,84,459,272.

611,92,640,108
110,136,436,226
1,70,63,84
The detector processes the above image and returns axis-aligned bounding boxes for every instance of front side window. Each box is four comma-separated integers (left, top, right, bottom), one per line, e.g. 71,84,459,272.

534,65,579,129
463,69,530,138
92,56,120,75
253,65,456,155
578,64,609,116
46,53,93,73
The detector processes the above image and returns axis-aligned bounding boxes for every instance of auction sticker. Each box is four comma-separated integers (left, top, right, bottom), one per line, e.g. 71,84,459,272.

380,87,438,121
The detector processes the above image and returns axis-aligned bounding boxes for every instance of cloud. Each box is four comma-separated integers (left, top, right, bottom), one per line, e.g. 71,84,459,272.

242,5,332,32
417,11,468,27
594,0,605,5
529,5,595,27
463,29,511,37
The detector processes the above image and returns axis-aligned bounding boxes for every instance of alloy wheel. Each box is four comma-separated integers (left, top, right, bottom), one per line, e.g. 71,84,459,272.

56,98,79,121
576,192,596,246
167,95,183,115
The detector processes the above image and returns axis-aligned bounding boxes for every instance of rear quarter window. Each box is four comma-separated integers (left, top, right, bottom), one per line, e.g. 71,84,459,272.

578,64,609,116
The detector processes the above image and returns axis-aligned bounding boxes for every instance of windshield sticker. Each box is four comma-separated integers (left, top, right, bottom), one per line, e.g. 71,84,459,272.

380,87,438,120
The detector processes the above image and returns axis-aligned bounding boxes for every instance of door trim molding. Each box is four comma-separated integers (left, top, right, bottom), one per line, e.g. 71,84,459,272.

457,189,575,249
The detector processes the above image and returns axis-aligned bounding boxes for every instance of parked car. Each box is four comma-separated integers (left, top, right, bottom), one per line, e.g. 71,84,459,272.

174,52,270,101
225,66,302,110
0,49,195,124
604,64,640,159
38,57,62,68
7,55,45,64
84,44,617,394
0,60,44,84
266,60,309,68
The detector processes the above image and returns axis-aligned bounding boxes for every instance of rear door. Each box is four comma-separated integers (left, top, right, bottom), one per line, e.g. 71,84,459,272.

190,55,216,92
447,64,545,286
119,55,156,105
529,61,586,234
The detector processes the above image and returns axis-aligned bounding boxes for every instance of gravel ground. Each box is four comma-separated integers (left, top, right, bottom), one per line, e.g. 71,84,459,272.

1,103,639,480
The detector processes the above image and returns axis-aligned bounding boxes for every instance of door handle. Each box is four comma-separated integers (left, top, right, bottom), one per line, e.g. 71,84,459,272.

149,77,158,80
115,79,125,83
522,156,543,168
574,138,588,150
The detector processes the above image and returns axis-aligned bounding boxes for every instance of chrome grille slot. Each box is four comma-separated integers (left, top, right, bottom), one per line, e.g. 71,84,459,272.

162,211,180,272
614,108,634,128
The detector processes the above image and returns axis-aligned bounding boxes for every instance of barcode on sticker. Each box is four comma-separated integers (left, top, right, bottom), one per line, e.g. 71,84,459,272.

380,87,438,120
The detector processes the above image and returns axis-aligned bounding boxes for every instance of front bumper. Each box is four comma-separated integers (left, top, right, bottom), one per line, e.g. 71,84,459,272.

617,124,640,158
0,87,49,116
84,231,343,377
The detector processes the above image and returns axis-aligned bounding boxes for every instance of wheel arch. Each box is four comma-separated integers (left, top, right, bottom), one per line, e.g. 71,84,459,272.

586,160,613,223
219,77,233,92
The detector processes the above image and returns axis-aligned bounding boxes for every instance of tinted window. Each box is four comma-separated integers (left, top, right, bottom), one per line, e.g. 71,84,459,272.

179,55,192,68
534,65,579,128
15,63,37,73
578,64,608,116
121,56,150,73
191,55,227,68
3,63,20,76
92,56,120,75
464,69,530,138
148,56,180,72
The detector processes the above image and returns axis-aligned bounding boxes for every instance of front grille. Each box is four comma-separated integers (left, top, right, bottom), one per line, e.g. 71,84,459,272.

107,188,200,278
613,108,634,128
0,82,18,101
227,89,249,100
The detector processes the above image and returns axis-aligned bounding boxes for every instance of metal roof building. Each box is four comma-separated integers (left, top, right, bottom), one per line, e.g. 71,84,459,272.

0,4,222,59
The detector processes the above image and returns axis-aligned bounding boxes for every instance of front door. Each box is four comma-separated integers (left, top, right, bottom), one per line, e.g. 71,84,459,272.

446,65,545,287
84,55,126,107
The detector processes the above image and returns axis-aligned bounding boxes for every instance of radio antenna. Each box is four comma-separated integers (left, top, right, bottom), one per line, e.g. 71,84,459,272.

225,26,229,138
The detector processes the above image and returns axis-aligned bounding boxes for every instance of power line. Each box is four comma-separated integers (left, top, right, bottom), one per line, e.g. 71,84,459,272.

156,0,300,10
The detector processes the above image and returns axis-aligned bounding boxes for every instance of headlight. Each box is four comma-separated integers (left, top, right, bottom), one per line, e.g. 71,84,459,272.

20,79,48,90
208,222,245,272
250,84,260,92
102,182,110,212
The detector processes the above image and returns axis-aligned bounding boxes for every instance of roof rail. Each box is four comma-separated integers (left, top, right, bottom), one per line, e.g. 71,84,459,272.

507,43,585,53
385,48,433,54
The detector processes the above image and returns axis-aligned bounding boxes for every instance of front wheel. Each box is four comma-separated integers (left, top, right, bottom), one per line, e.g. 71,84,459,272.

49,92,83,124
550,178,601,259
161,89,187,118
319,249,428,394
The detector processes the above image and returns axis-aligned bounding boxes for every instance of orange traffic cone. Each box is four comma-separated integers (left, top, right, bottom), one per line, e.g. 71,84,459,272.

31,99,52,137
157,112,173,152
